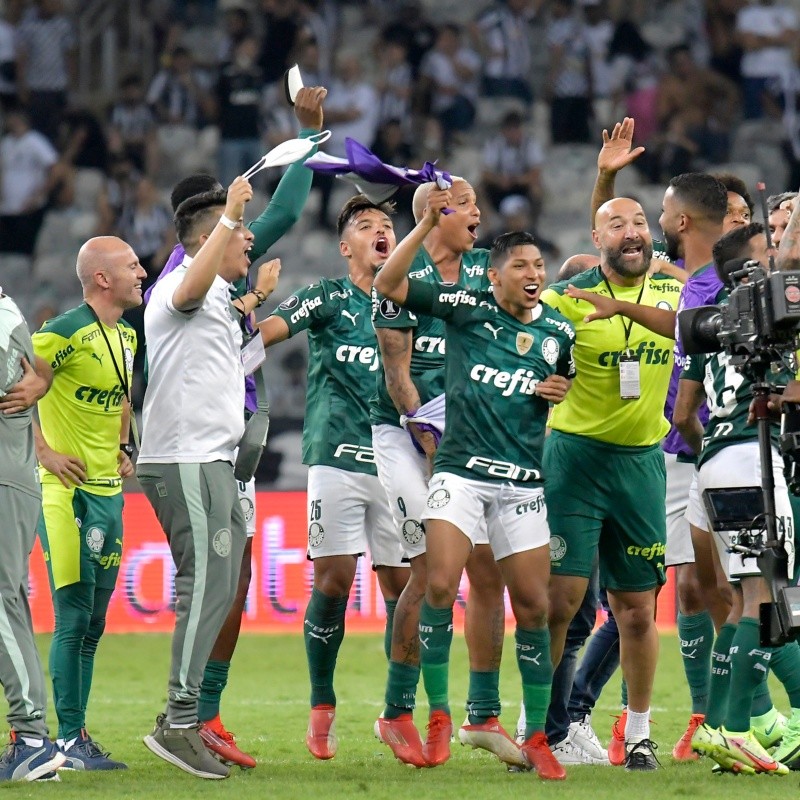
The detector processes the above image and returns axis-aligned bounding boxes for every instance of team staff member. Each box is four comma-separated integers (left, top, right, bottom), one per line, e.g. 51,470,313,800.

138,177,279,780
0,291,65,781
259,195,408,761
33,236,146,770
540,198,683,771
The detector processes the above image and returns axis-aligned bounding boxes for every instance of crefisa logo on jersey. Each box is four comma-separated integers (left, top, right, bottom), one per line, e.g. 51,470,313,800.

541,336,559,365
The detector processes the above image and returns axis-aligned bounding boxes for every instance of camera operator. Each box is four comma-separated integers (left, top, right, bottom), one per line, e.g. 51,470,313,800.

673,223,800,774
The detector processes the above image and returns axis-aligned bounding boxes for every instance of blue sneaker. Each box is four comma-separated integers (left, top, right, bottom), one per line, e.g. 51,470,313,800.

0,733,66,781
61,729,127,770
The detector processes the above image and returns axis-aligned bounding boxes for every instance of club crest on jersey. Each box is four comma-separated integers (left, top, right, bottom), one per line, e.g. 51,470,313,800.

240,495,254,523
402,520,424,545
124,347,134,375
379,298,401,319
309,523,325,548
549,535,567,562
212,528,232,557
516,332,534,355
541,336,559,365
427,487,450,510
279,295,299,310
86,527,105,554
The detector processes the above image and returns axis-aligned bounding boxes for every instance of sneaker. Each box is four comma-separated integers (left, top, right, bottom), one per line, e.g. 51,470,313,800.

691,721,722,757
143,714,229,779
305,705,337,761
772,712,800,769
375,715,426,768
711,728,789,775
422,710,452,767
608,710,627,766
672,713,704,761
521,732,567,780
458,717,527,768
569,714,608,762
60,729,127,770
624,739,659,771
0,733,66,782
199,714,256,769
552,735,608,766
752,708,788,750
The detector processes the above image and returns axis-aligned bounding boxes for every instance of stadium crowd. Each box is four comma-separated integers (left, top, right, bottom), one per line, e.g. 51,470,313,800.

4,0,800,786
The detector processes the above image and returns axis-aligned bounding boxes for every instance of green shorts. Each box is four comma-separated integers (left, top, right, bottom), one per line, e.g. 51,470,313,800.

544,430,667,592
38,483,124,591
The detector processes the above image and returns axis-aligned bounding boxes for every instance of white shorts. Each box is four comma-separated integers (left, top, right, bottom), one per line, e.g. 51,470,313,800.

665,453,695,566
422,472,550,561
685,442,794,580
372,424,489,558
236,478,256,537
306,464,406,567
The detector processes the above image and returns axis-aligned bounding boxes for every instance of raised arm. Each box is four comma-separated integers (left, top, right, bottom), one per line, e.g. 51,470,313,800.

777,191,800,271
373,187,451,304
590,118,645,230
172,177,253,312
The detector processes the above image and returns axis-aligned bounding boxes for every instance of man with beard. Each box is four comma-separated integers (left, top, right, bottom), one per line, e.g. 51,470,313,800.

540,197,682,771
256,195,409,760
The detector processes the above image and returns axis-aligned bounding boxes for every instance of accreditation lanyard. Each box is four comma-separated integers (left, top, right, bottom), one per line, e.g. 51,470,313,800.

86,304,140,448
602,275,646,400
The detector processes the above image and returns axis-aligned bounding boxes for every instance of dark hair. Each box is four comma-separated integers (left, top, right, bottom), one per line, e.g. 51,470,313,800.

608,20,651,62
712,172,754,214
170,174,222,213
767,191,798,212
490,231,538,267
668,173,728,225
336,194,395,237
501,111,525,128
712,222,765,270
174,189,228,246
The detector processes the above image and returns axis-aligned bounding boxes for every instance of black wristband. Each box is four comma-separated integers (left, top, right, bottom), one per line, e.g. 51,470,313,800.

252,289,267,308
120,443,134,458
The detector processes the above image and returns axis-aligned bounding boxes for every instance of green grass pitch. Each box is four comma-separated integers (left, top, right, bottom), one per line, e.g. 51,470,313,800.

12,632,796,799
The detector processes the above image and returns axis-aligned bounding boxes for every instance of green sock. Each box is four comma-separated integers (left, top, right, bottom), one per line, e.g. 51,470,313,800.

750,677,773,717
726,618,770,732
466,671,501,724
769,641,800,706
621,679,628,708
705,623,736,728
384,661,420,719
515,627,551,739
383,599,398,663
419,601,453,715
677,610,714,714
304,588,348,708
198,660,230,722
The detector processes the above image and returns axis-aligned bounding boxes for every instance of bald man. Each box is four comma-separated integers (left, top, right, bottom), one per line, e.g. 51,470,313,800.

33,236,146,770
539,198,683,770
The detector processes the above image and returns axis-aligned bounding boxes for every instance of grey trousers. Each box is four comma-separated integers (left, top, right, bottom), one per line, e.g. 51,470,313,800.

137,461,246,725
0,486,48,738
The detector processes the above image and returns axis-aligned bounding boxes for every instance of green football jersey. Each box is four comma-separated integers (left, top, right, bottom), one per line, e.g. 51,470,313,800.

542,267,683,446
270,276,379,475
32,304,136,496
402,279,576,484
682,346,791,468
370,246,491,427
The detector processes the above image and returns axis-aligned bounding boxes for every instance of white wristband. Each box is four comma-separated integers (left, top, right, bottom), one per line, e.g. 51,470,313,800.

219,214,237,230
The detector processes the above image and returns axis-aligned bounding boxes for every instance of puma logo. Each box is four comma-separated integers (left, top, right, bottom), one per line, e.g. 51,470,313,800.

308,631,333,644
341,310,360,326
483,322,503,340
91,352,104,366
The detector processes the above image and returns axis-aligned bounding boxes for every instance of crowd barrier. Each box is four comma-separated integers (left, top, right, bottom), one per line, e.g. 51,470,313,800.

28,491,677,633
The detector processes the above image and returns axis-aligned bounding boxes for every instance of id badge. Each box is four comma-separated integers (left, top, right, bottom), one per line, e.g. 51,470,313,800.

619,350,641,400
241,333,266,375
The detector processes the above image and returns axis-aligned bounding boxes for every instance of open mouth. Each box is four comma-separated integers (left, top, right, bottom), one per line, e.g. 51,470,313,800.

467,223,479,240
244,243,253,265
621,243,643,259
374,236,390,257
523,283,539,299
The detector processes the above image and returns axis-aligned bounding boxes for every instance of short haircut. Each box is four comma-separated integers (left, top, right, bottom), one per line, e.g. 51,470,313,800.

712,172,754,214
336,194,395,237
174,189,228,247
170,174,222,213
668,172,728,225
767,191,798,212
712,221,765,270
490,231,538,267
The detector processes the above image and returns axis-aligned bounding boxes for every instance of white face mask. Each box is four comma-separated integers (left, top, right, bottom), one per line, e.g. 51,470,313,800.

241,131,331,178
